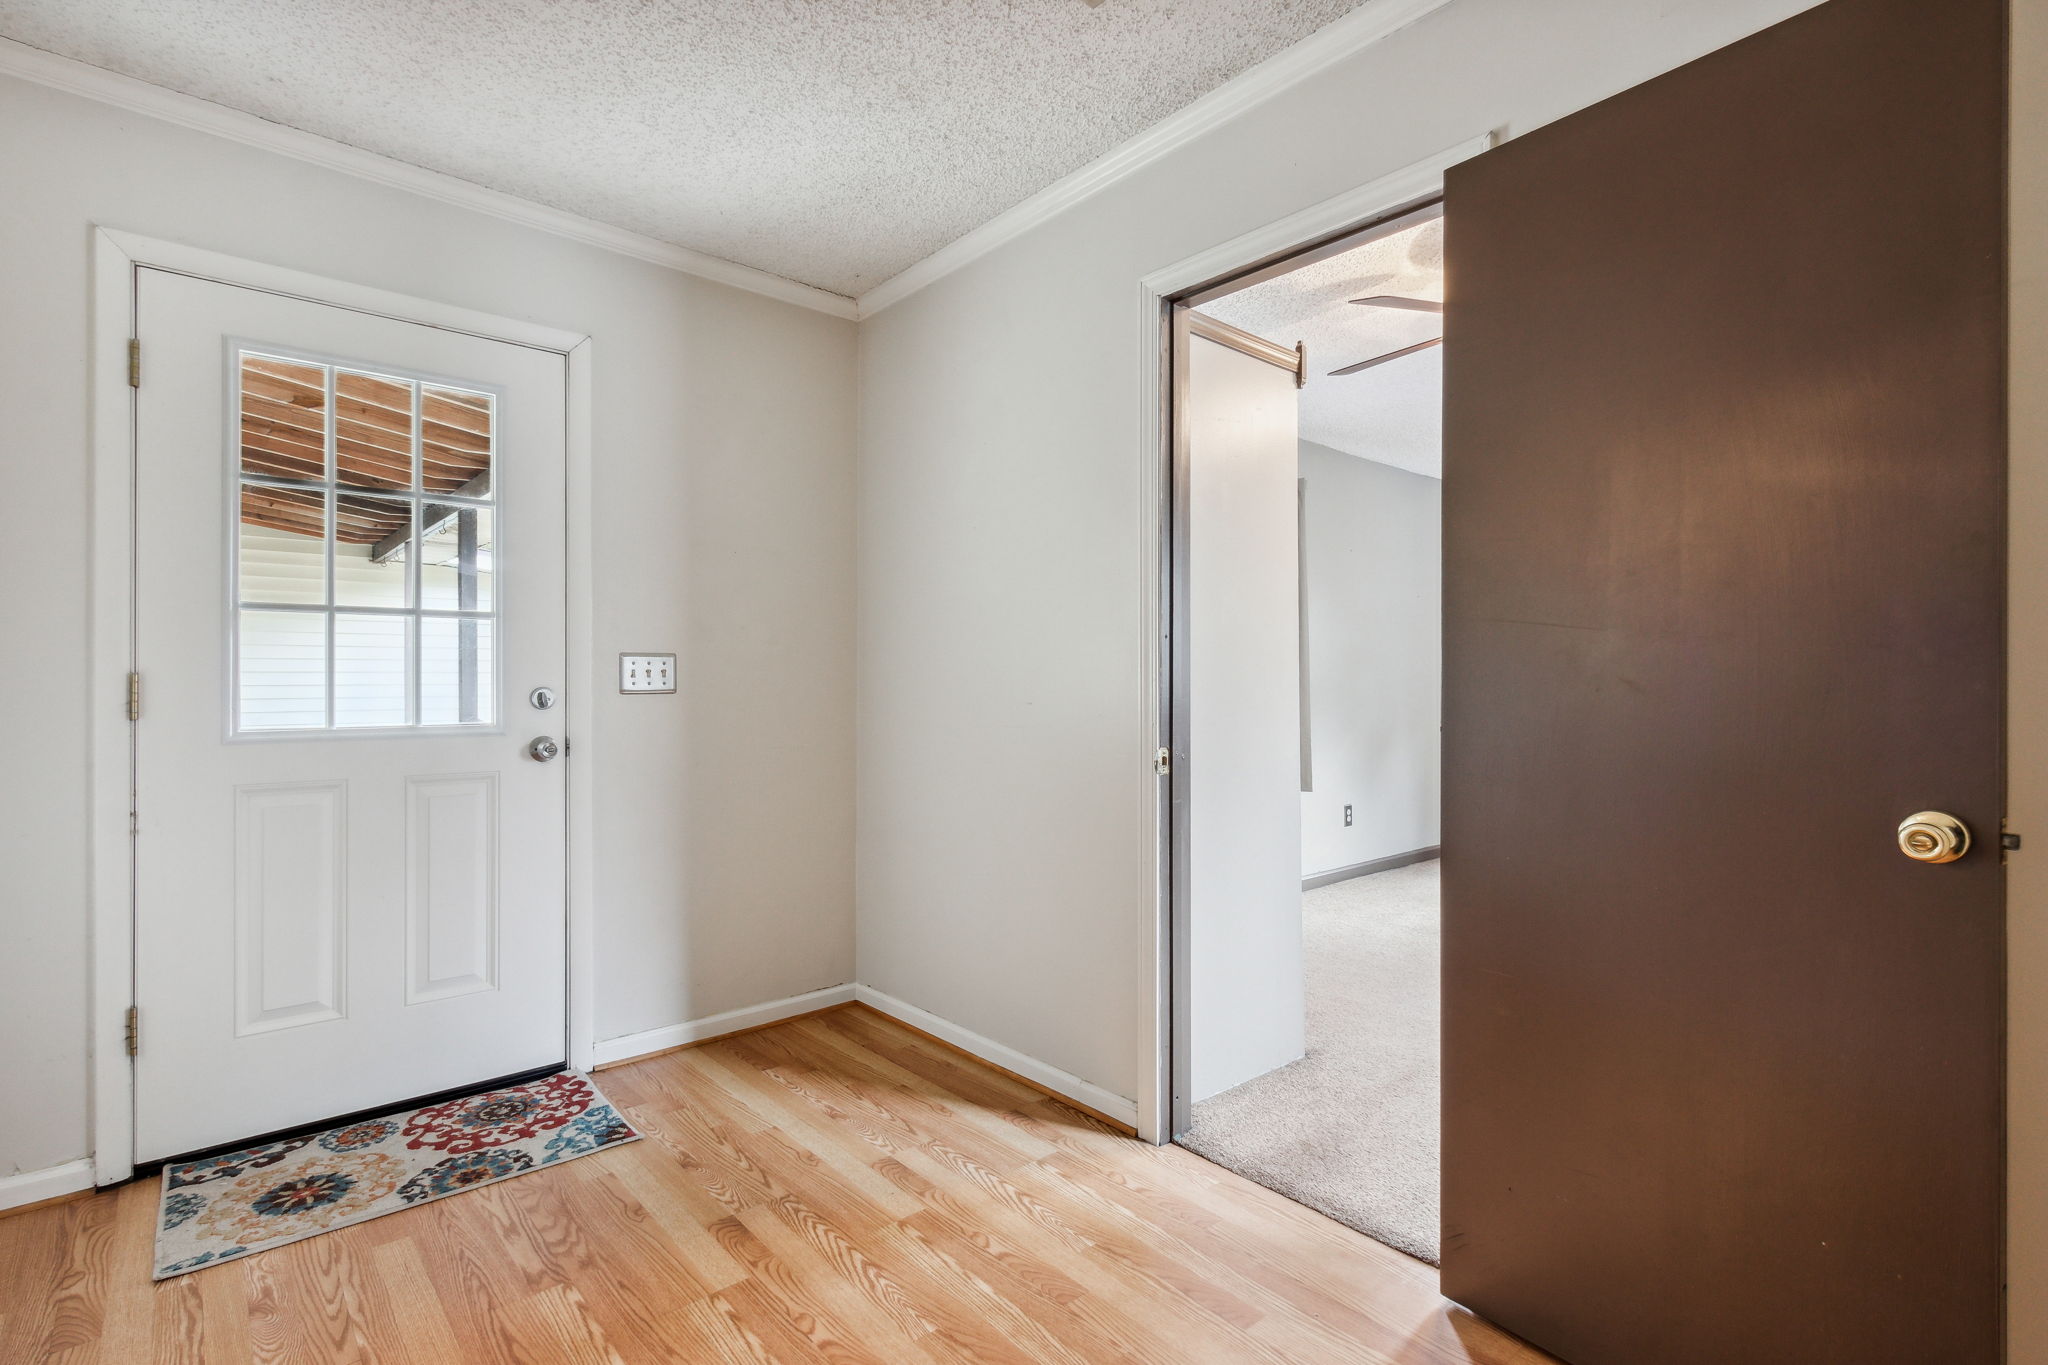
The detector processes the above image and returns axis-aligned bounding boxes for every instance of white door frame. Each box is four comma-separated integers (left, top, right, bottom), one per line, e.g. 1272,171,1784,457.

1130,136,1492,1144
88,228,596,1186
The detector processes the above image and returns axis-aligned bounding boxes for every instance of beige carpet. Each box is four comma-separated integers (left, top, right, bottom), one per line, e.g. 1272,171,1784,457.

1178,858,1440,1264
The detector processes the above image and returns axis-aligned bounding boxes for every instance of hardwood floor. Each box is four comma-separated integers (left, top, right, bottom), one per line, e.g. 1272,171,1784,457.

0,1004,1555,1364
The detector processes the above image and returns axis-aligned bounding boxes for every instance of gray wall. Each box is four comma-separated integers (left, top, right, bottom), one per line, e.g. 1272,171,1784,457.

0,72,857,1178
1299,441,1441,878
855,0,1821,1116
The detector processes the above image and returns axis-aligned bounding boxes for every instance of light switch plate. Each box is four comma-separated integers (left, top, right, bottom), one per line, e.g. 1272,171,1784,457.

619,653,676,693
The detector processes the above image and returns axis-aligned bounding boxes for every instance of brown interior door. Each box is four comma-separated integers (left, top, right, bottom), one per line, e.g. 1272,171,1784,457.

1440,2,2007,1362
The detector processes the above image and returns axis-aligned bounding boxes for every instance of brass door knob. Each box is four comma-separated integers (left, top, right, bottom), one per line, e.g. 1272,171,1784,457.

1898,811,1969,864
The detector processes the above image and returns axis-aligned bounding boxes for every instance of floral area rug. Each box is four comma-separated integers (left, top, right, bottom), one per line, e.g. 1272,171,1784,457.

153,1070,638,1278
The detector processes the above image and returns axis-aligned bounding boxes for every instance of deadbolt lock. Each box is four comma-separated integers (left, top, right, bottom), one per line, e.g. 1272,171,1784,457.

1898,811,1969,864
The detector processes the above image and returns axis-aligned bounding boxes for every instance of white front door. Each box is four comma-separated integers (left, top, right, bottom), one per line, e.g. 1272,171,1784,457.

131,268,569,1163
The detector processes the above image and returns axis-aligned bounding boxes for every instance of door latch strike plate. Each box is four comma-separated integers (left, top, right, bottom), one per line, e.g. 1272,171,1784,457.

2002,832,2023,851
1154,747,1171,776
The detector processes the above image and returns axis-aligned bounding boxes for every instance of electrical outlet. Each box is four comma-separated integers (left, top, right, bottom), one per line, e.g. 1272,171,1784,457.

1343,804,1354,827
619,653,676,693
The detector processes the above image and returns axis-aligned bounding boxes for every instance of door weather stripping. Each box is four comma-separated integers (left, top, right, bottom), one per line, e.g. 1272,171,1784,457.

1186,310,1308,387
127,339,140,388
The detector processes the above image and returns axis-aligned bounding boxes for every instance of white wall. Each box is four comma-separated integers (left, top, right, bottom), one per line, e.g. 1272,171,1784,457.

856,0,1821,1118
1299,441,1441,878
0,72,857,1179
1185,338,1304,1101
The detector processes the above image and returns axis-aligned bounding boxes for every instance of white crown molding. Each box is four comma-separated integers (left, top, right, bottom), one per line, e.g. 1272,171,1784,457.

854,0,1455,317
3,1,1450,323
0,36,859,320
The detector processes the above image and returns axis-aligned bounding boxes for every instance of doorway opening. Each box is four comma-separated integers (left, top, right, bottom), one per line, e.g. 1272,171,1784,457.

1167,201,1445,1264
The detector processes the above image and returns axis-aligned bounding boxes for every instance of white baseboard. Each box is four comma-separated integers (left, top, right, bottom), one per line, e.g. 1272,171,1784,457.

0,1158,96,1213
590,984,857,1067
853,985,1140,1127
586,981,1139,1130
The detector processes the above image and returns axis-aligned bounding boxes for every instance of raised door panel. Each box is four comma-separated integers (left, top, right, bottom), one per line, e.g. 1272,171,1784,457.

234,781,346,1034
405,773,500,1004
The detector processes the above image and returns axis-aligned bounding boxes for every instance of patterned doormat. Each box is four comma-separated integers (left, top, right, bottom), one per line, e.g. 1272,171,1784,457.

153,1070,639,1279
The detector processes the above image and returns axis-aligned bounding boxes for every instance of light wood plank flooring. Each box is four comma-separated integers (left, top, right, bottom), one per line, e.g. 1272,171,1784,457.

0,1004,1556,1364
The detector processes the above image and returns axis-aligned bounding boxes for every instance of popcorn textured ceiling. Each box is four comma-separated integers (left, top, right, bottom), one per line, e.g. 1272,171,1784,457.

0,0,1380,297
1201,215,1445,478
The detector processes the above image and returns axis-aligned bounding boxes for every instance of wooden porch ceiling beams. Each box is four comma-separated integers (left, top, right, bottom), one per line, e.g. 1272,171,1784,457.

237,355,493,500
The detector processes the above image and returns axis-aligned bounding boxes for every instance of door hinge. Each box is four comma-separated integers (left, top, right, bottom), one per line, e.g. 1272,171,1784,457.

1154,746,1172,776
127,338,141,389
125,1006,139,1057
127,672,141,722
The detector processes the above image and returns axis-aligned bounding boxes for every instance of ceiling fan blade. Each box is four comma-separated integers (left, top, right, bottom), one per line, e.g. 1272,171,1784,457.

1328,336,1442,376
1349,295,1444,313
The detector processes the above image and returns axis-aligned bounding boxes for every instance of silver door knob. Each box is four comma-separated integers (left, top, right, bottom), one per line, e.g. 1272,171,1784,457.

528,736,561,762
1898,811,1968,863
